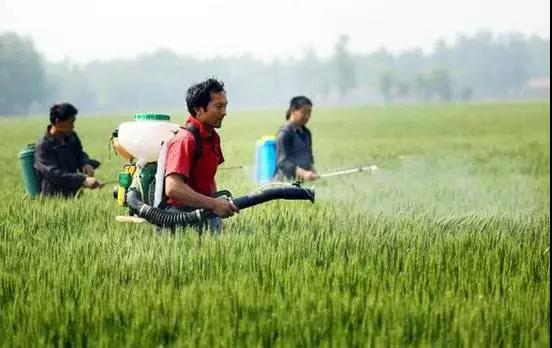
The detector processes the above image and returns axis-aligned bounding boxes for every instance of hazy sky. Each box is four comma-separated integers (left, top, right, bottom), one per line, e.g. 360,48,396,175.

1,0,549,63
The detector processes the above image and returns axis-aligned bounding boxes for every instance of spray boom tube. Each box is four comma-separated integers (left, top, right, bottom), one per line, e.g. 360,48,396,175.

126,183,314,228
319,165,379,178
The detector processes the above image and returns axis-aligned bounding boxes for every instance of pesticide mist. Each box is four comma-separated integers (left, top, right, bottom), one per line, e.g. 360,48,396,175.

317,154,545,219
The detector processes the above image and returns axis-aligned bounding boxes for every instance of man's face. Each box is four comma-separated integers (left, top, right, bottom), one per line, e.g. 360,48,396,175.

54,115,76,134
196,91,228,129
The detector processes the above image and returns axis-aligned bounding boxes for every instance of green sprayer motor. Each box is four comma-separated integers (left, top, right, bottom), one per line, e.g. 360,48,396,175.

18,144,40,198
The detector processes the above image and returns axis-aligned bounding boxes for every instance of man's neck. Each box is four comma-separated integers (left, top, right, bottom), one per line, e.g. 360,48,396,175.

202,122,213,135
193,117,214,135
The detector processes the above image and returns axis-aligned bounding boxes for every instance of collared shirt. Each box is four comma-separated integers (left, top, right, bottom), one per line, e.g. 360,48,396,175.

275,121,314,180
34,125,100,197
164,116,224,208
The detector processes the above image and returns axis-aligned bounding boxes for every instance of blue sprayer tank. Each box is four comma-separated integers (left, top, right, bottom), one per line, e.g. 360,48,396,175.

18,144,40,198
254,136,277,184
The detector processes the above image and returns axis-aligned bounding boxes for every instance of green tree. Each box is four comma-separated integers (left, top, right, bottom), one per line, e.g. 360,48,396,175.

415,73,433,102
46,61,98,111
379,71,394,103
430,69,452,102
294,47,330,100
333,34,356,98
459,87,473,101
0,32,46,114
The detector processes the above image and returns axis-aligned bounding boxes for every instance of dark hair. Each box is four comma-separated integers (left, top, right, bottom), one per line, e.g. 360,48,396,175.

49,103,78,124
186,78,225,117
286,96,312,120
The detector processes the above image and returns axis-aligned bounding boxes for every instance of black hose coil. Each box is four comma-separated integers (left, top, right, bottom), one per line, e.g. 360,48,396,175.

126,185,315,228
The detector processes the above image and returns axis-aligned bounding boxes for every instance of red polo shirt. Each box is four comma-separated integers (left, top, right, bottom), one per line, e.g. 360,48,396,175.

164,116,224,208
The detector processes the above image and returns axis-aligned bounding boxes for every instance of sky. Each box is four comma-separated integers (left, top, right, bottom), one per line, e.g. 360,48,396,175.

0,0,550,64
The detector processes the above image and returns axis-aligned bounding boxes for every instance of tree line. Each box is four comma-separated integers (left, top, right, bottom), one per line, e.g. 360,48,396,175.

0,31,549,115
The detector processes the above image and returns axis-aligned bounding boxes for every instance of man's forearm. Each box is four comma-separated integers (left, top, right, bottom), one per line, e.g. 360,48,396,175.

165,175,216,209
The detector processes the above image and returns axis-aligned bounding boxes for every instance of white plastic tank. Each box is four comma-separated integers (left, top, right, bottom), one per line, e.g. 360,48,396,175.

117,113,180,164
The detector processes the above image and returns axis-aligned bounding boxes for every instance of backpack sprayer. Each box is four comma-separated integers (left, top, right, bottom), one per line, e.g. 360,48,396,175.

111,113,315,228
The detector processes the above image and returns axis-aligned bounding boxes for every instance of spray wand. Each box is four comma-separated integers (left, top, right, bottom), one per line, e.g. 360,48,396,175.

318,165,379,179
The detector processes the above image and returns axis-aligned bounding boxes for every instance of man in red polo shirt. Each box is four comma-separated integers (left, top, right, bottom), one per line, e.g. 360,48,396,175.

164,78,238,233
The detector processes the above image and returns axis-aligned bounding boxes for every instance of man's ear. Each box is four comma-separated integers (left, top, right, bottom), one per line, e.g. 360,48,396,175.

194,106,205,116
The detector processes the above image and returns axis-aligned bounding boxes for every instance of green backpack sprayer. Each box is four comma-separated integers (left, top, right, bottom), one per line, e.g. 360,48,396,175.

111,113,315,228
18,144,41,198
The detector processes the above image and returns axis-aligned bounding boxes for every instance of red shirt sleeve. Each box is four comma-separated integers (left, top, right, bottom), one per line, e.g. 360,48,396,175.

164,134,196,180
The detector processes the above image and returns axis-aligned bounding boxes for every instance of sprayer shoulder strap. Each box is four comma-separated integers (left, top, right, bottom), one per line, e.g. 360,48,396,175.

156,125,201,209
181,123,202,161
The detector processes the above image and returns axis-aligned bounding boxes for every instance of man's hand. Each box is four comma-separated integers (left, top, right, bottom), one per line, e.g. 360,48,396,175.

82,164,95,177
296,167,318,182
84,177,101,189
211,198,239,218
304,170,318,181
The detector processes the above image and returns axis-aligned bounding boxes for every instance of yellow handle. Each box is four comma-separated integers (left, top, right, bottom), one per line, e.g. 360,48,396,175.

117,186,126,206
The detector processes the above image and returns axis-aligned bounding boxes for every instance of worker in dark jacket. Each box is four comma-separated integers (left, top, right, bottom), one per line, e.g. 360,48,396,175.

34,103,101,197
274,96,318,182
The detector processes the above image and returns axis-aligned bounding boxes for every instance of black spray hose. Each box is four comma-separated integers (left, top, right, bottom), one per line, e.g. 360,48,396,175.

126,189,205,227
201,185,315,219
235,186,314,209
125,185,315,228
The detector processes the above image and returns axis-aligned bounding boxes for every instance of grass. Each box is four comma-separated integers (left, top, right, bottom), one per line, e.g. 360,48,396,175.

0,101,549,346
